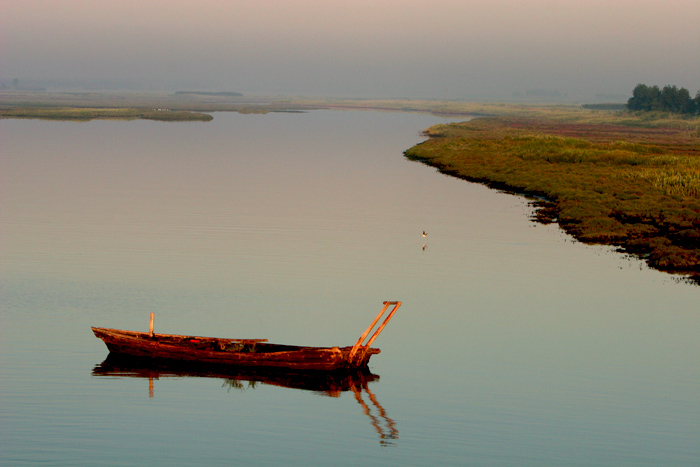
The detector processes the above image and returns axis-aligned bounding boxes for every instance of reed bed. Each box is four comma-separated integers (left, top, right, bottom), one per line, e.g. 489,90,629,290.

0,106,213,121
621,167,700,198
405,116,700,281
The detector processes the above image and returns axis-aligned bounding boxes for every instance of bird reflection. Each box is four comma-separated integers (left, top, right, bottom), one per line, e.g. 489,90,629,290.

92,354,398,445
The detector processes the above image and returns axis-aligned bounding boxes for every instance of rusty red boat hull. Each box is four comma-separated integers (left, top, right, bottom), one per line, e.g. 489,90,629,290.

92,327,380,371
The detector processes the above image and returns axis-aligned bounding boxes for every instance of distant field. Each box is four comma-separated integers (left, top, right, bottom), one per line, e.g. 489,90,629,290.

2,91,700,131
174,91,243,97
0,106,213,121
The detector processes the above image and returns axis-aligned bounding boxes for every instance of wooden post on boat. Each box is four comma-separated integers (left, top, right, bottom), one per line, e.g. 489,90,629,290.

362,301,401,349
349,301,401,365
149,313,155,337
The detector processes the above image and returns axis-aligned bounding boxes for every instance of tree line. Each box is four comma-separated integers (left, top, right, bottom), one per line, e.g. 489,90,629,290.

627,84,700,115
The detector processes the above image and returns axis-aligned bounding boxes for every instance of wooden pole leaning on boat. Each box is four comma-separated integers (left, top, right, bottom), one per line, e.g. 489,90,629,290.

349,301,402,364
149,313,155,337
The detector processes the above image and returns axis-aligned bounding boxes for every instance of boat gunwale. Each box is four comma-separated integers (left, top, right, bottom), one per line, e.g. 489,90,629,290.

91,327,371,353
92,327,270,344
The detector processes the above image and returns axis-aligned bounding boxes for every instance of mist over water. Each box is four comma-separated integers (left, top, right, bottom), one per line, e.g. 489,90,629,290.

2,111,699,466
3,1,699,99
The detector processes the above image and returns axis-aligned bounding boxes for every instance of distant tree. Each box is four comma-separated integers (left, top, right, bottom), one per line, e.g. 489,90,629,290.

627,84,647,110
627,84,699,114
627,83,661,111
661,86,695,114
660,85,679,112
12,78,19,88
676,87,695,114
647,85,660,110
659,85,695,113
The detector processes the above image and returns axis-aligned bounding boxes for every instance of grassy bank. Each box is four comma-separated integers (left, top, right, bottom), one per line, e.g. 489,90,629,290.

0,107,213,121
405,116,700,283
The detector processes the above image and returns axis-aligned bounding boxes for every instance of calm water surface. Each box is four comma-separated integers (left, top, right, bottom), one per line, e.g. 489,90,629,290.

2,111,699,466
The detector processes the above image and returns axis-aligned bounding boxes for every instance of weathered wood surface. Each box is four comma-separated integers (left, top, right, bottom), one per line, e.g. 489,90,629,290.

349,301,401,364
92,327,380,370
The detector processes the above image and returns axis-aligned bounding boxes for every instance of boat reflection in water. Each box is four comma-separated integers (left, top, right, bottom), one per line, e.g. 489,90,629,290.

92,353,398,446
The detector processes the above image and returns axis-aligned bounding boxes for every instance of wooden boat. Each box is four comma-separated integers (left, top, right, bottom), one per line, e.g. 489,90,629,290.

92,301,401,371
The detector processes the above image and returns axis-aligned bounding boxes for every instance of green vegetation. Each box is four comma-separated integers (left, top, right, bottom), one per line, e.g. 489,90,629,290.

0,107,213,121
581,103,627,111
405,116,700,282
627,84,700,115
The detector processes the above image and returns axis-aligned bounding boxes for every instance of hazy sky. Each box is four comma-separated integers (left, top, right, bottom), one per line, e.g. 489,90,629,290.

2,0,699,100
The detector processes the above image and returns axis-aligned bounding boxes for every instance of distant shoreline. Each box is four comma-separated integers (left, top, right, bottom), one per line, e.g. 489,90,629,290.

0,107,213,122
174,91,243,97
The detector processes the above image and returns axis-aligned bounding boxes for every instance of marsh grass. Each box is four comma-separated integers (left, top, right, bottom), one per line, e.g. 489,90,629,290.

621,167,700,198
405,116,700,280
0,106,213,121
